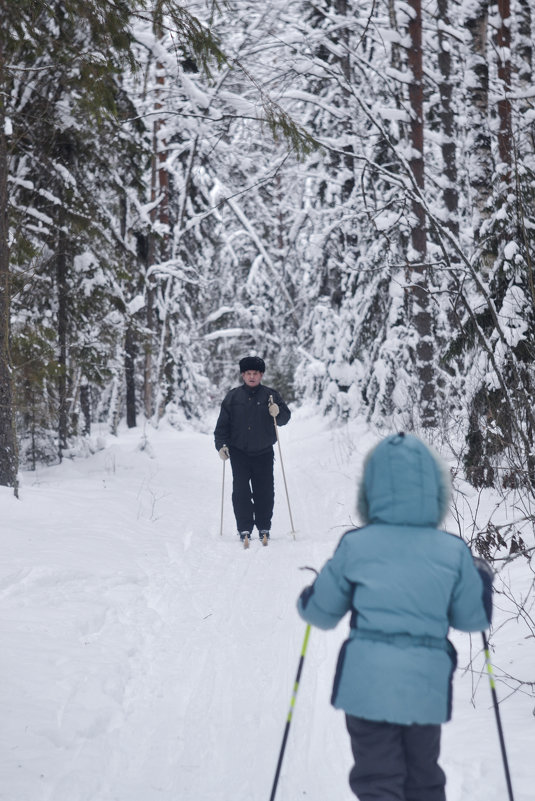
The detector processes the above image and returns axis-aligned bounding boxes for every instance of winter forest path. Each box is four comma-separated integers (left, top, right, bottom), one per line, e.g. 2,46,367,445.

0,409,531,801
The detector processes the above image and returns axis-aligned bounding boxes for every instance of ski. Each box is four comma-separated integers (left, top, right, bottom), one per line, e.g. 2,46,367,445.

243,534,250,549
262,533,269,547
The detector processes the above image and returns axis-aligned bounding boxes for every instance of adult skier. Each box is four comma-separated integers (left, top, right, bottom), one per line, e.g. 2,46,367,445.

214,356,291,545
297,432,493,801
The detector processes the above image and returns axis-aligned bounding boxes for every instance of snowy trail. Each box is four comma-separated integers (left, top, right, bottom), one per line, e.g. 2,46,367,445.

1,411,532,801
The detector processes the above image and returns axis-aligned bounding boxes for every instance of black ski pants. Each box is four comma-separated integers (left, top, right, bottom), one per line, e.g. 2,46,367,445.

345,715,446,801
229,446,274,533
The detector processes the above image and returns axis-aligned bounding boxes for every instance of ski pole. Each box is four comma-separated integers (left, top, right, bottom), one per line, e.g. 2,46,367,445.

481,631,515,801
269,395,297,539
219,458,226,537
269,624,311,801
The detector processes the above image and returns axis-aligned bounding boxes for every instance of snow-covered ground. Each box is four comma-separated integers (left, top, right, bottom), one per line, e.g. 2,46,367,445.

1,408,533,801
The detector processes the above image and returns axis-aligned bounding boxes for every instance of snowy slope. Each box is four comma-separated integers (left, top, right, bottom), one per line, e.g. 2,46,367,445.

0,409,532,801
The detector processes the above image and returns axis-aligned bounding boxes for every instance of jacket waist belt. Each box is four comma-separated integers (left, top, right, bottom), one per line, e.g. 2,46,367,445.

352,627,450,652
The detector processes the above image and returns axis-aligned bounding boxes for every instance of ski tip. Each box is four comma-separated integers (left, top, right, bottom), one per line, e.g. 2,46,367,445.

243,535,250,549
262,534,269,546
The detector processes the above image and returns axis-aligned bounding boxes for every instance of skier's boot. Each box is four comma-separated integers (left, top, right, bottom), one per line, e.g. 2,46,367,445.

259,530,270,546
239,531,250,549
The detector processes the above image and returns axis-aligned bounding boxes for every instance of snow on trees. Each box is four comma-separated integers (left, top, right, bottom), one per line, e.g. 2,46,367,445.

0,0,534,497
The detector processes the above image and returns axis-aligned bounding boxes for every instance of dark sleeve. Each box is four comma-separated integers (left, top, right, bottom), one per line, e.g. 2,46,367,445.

448,544,493,631
273,389,291,426
214,395,231,450
473,557,494,625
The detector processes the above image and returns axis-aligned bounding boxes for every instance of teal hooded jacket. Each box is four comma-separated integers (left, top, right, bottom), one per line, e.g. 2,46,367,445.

297,433,492,725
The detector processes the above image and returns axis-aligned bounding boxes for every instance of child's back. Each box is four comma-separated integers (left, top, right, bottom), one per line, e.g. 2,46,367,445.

297,432,493,801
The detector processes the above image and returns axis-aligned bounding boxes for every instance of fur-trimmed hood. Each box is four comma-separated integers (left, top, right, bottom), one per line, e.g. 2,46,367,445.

357,433,451,527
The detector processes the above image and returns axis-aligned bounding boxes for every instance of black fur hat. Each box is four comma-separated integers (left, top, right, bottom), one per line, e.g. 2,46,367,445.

239,356,265,373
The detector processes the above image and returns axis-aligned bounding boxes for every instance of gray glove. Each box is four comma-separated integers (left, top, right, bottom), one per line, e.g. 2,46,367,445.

219,445,230,461
268,402,279,417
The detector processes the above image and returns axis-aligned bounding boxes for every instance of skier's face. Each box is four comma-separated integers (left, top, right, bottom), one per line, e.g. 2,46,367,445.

242,370,263,387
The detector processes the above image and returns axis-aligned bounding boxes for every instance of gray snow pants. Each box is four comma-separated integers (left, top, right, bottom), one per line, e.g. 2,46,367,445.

345,715,446,801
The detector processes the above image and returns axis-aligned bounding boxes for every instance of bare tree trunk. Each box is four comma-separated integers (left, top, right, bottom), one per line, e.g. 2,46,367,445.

496,0,512,181
80,380,91,436
117,190,137,430
465,0,494,268
144,4,170,422
407,0,425,254
407,0,436,427
515,0,534,302
516,0,532,90
0,47,18,493
335,0,351,83
436,0,459,237
388,0,404,114
143,233,154,419
125,323,137,428
56,224,68,460
107,356,122,437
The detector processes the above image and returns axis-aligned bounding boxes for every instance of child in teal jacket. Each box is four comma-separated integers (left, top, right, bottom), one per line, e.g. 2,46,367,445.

297,433,493,801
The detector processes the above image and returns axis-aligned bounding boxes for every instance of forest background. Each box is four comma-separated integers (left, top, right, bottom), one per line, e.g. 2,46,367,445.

1,0,535,519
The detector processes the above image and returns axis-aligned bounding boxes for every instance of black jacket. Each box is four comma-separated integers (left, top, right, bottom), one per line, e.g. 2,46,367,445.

214,383,291,454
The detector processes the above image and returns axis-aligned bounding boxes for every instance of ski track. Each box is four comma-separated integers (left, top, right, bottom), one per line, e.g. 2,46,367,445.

0,412,533,800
